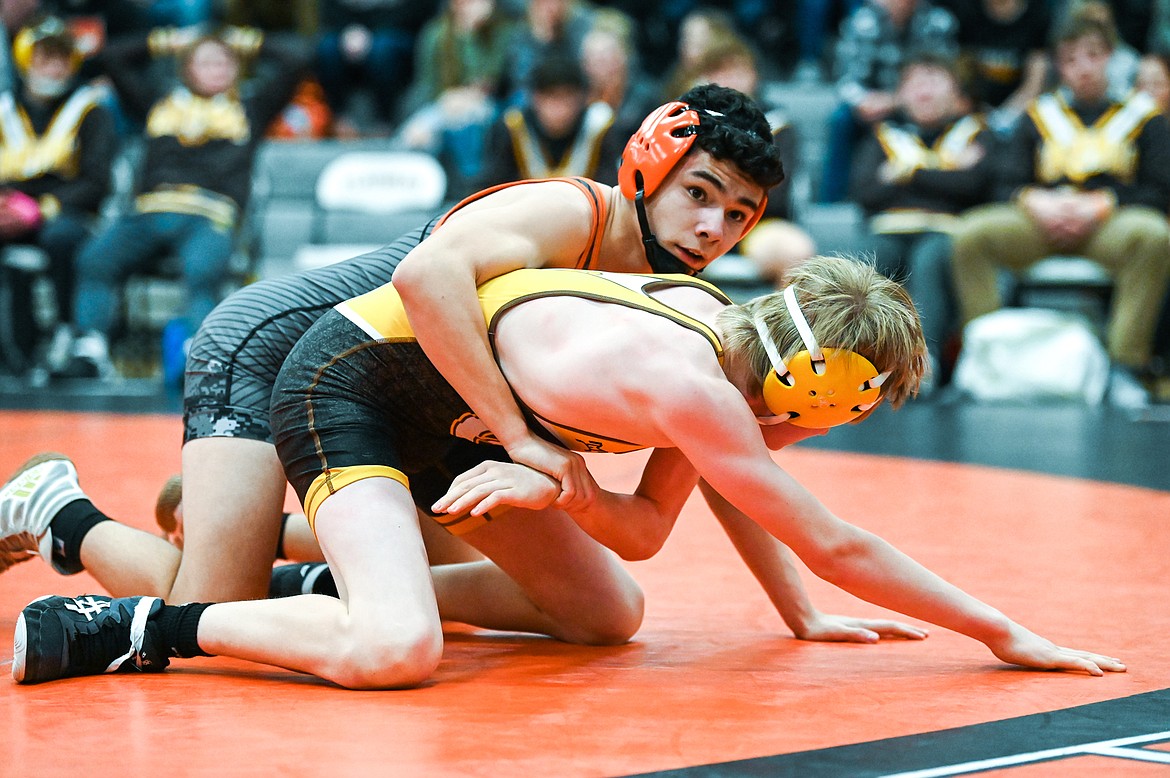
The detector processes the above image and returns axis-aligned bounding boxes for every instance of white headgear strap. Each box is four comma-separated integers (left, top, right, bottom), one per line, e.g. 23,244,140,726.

751,285,826,386
750,285,892,425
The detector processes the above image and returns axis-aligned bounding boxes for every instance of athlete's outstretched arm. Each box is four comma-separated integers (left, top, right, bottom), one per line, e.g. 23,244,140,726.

656,379,1125,675
699,481,927,643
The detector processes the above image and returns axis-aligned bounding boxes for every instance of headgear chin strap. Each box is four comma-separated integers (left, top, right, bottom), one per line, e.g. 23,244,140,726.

753,285,890,429
633,170,696,275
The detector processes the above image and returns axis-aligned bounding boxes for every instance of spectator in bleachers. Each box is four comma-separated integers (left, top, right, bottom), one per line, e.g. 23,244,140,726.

1066,0,1151,56
945,0,1051,138
58,25,309,379
687,39,816,286
0,16,115,377
34,1,153,89
659,7,742,103
583,1,671,78
395,0,518,193
475,52,624,192
579,9,659,141
821,0,958,203
951,13,1170,405
504,0,595,104
851,54,992,390
604,1,796,79
314,0,439,137
1060,0,1140,97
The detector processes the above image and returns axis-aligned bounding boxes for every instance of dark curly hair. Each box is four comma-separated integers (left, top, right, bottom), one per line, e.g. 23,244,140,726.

678,83,785,191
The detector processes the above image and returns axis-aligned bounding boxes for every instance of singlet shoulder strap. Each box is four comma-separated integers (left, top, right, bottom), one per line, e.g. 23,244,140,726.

480,269,729,360
435,177,609,270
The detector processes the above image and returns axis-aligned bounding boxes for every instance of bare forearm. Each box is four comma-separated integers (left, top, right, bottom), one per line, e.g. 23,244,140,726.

809,527,1013,645
571,491,674,562
395,257,532,448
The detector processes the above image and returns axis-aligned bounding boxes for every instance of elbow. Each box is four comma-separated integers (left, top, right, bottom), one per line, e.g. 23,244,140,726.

624,507,683,561
801,527,872,584
390,252,431,300
614,531,666,562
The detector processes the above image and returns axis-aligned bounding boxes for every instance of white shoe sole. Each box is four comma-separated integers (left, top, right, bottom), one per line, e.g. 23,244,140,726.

12,610,26,682
11,595,53,683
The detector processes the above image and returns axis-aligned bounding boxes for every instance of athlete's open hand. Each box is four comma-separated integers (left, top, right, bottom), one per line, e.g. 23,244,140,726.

793,613,929,643
505,436,594,512
433,461,560,517
987,624,1126,676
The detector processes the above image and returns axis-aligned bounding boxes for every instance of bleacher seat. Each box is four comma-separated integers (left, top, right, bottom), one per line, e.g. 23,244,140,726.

798,202,868,258
251,140,449,276
252,140,368,275
292,149,447,270
699,253,773,303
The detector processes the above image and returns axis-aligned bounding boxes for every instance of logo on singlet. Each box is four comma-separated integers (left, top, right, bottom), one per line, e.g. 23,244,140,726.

450,413,501,446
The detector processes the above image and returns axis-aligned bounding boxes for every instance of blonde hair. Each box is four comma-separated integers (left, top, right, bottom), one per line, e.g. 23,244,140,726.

717,255,928,407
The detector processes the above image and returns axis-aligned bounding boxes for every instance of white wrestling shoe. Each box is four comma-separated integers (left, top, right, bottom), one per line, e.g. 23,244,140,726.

0,454,87,575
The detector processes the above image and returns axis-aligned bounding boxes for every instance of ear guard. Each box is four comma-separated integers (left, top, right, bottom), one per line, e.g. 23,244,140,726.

13,17,83,75
753,286,890,429
618,101,767,232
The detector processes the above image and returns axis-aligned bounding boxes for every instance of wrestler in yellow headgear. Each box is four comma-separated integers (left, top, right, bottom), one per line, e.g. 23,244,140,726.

753,285,890,429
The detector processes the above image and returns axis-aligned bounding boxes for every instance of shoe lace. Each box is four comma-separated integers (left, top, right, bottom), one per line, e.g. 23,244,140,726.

62,599,138,673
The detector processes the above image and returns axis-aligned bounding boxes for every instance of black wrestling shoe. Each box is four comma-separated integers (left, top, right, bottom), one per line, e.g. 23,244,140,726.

13,594,169,683
269,562,338,598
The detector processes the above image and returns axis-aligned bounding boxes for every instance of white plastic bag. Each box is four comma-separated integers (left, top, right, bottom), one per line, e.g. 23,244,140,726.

952,308,1109,403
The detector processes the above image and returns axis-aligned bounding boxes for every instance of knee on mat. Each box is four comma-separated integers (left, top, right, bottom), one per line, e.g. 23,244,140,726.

559,583,645,647
328,620,444,690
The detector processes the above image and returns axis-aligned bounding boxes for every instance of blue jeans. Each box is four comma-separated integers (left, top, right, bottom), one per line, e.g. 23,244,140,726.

36,212,92,324
73,212,234,337
0,212,93,369
821,102,866,203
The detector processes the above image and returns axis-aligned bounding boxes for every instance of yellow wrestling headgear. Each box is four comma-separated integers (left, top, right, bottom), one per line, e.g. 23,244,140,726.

753,285,890,429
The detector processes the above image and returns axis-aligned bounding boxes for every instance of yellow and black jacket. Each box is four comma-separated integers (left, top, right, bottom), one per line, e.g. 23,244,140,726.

100,30,310,227
998,88,1170,208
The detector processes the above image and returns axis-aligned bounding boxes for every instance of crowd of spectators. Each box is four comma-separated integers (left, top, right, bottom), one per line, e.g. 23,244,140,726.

836,0,1170,403
0,0,1167,404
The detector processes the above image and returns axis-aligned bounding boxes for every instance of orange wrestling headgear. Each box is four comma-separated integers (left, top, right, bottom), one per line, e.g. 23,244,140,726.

618,101,768,275
619,101,768,230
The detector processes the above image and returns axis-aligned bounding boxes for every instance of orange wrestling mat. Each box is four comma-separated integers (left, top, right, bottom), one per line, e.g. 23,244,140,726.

1,410,1167,777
